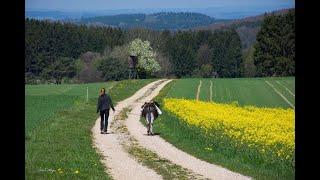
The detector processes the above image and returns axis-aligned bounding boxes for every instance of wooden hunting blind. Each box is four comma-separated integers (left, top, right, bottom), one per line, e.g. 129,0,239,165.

128,55,138,68
128,55,138,79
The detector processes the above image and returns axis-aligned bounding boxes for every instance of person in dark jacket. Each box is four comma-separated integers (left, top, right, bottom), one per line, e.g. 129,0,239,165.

97,88,115,134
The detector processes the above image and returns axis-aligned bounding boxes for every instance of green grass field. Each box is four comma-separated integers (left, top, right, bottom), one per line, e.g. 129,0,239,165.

167,77,295,108
26,77,295,179
154,77,295,180
25,79,155,179
26,82,117,133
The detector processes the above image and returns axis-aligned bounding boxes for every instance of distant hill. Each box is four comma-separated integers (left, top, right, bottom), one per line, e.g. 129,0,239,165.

78,12,231,30
26,4,295,20
25,10,83,20
195,8,293,50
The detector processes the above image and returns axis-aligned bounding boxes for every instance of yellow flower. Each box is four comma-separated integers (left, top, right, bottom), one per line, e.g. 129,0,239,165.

75,170,79,174
163,98,295,159
57,168,63,173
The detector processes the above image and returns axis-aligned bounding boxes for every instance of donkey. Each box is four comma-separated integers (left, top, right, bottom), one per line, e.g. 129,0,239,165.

141,101,160,135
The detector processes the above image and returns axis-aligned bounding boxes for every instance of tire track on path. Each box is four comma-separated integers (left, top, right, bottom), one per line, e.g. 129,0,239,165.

92,80,165,180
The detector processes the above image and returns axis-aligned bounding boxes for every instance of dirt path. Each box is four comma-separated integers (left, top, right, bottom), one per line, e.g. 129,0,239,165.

92,80,166,180
93,79,251,180
126,80,251,180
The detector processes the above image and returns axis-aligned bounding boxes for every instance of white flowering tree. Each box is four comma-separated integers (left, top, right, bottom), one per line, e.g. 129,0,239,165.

129,39,161,75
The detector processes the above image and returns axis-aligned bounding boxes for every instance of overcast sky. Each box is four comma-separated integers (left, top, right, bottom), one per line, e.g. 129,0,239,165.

26,0,295,11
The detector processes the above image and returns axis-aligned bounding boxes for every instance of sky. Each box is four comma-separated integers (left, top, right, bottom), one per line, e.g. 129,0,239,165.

26,0,295,11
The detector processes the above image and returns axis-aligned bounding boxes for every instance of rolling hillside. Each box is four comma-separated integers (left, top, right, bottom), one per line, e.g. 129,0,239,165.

78,9,293,49
195,8,293,50
78,12,231,30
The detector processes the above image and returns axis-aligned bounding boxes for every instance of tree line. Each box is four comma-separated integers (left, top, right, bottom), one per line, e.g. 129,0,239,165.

25,10,294,84
253,10,295,76
25,18,124,82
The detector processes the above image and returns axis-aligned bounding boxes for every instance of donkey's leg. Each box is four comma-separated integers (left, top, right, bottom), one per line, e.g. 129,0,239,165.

145,116,150,135
150,123,154,135
147,123,150,135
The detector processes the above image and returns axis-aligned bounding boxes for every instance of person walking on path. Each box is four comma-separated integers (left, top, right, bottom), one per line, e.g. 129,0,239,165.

97,88,115,134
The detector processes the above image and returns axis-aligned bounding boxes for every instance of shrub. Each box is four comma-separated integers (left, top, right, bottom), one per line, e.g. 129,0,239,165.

97,57,128,81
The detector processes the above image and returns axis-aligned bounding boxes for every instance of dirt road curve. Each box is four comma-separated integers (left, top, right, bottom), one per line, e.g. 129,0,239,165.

92,79,251,180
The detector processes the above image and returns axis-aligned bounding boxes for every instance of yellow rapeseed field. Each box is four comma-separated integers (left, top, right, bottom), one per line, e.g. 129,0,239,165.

163,98,295,160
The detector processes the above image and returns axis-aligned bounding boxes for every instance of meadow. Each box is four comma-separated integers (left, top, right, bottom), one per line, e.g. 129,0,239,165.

153,77,295,180
25,77,295,179
25,79,155,179
167,77,295,108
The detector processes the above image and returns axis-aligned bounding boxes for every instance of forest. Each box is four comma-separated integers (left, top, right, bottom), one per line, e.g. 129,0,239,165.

25,9,294,84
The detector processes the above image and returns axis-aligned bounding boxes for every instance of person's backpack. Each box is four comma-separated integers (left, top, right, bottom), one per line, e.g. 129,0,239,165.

155,104,162,115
